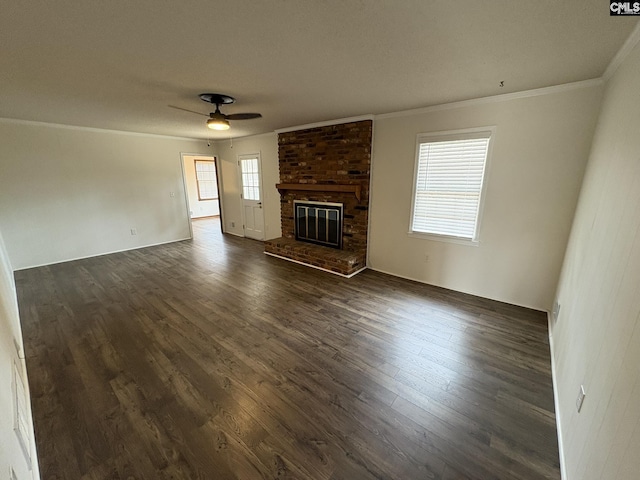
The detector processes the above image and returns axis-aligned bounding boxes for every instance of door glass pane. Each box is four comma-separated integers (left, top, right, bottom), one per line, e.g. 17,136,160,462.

240,158,261,201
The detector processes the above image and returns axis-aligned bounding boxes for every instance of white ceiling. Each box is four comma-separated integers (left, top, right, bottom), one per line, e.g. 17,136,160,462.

1,1,637,140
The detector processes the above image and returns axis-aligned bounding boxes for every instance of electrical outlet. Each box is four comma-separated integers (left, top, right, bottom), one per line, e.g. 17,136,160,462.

552,301,561,321
130,228,137,236
231,222,235,228
576,385,586,412
170,191,175,197
424,254,430,263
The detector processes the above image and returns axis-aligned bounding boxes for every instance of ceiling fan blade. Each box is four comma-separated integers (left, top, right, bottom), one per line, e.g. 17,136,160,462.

168,105,209,117
226,113,262,120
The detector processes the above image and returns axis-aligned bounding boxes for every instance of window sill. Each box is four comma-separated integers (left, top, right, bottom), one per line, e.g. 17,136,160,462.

407,231,479,246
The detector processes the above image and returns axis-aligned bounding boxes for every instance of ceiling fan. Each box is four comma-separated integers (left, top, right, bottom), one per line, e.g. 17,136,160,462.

170,93,262,131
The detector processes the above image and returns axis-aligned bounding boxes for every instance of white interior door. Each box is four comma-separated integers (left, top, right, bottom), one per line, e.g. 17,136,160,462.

238,154,265,240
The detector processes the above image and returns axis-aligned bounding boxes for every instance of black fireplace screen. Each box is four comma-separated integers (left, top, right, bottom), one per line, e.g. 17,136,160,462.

294,200,343,249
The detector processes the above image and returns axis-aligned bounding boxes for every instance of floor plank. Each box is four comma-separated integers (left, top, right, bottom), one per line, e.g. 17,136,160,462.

16,217,560,479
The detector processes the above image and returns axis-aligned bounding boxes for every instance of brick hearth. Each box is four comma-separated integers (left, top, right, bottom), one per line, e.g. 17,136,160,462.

265,237,365,276
265,119,372,276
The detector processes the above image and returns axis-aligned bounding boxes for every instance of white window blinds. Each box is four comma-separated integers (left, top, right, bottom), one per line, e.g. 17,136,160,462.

411,131,491,240
195,160,218,200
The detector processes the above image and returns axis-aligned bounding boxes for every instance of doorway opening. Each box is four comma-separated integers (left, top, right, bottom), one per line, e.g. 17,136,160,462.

181,154,224,234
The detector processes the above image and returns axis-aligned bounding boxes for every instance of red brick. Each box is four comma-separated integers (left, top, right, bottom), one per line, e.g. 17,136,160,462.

270,120,372,275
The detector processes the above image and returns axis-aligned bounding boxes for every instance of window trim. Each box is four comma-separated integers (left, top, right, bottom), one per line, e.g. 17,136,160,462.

194,159,219,201
408,126,495,245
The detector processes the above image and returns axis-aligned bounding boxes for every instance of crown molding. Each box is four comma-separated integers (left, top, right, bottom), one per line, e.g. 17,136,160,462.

0,117,204,142
275,114,374,134
211,130,276,146
603,20,640,81
375,79,603,120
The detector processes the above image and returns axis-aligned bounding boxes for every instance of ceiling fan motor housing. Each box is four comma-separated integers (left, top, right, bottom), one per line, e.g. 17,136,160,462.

199,93,235,106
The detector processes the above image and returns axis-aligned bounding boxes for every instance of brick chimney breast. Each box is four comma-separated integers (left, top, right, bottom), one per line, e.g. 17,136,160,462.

265,120,372,276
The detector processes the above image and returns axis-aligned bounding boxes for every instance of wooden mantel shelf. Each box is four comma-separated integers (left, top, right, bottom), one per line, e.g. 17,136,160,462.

276,183,362,202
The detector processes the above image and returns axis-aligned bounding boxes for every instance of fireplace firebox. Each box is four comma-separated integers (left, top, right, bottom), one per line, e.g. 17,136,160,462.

294,200,343,249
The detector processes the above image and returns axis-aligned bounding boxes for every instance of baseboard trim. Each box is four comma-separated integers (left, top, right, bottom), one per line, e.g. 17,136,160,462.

13,237,192,271
264,251,367,278
548,312,568,480
368,266,544,313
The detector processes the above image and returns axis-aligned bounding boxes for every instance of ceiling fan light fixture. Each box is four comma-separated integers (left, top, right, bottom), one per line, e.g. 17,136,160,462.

171,94,259,131
207,117,230,130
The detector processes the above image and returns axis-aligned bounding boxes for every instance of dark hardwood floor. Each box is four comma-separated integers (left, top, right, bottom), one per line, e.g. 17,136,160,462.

15,218,560,480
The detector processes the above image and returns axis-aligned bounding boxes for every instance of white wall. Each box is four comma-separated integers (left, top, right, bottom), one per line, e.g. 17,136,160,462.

214,133,281,239
551,34,640,480
368,84,603,310
0,228,40,480
182,154,220,218
0,121,211,269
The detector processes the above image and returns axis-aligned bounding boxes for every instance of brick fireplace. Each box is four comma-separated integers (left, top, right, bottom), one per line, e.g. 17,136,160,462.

264,119,372,276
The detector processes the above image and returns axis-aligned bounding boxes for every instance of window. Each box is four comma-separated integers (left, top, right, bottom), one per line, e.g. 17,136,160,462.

239,156,261,201
194,159,218,201
410,128,493,243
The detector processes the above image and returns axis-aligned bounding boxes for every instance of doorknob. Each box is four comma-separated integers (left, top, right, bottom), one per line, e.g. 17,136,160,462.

257,202,262,205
